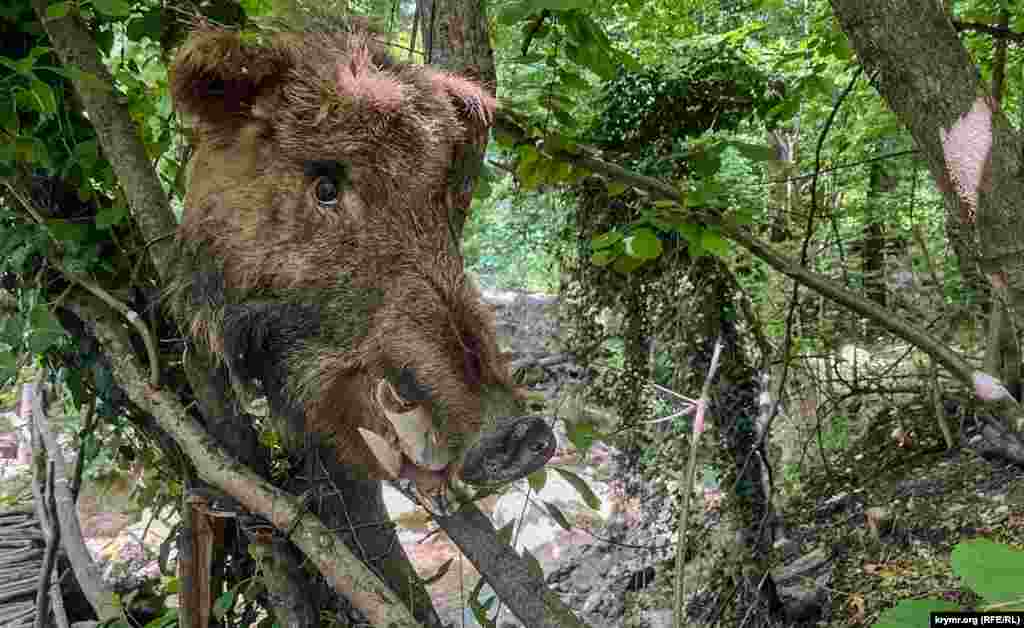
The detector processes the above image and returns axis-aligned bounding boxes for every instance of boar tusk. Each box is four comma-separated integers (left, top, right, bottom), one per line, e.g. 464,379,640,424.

376,379,450,471
358,428,403,479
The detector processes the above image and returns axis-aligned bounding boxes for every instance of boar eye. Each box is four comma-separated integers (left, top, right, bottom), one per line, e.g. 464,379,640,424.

314,177,339,206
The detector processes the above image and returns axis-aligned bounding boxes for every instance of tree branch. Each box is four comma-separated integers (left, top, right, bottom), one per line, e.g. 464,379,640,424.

30,375,120,622
64,295,426,628
492,110,1023,417
30,2,177,276
953,19,1024,43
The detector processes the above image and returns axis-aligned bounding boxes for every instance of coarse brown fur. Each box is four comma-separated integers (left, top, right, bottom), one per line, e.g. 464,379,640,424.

166,21,520,481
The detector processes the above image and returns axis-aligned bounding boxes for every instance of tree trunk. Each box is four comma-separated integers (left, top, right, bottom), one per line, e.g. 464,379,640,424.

830,0,1024,403
415,0,497,241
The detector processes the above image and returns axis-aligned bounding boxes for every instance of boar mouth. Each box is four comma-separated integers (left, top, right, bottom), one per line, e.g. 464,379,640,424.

358,378,451,481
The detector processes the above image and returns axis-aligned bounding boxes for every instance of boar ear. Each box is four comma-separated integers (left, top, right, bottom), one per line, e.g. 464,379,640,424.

429,70,497,138
429,71,497,208
170,30,291,125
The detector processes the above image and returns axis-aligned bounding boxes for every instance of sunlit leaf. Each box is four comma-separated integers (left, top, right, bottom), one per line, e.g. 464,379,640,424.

625,228,662,260
591,230,623,250
700,230,730,258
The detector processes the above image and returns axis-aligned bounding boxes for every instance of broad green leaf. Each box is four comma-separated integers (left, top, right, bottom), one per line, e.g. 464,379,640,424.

527,468,547,492
700,230,730,258
871,598,959,628
612,254,645,274
625,228,663,260
590,230,623,250
46,1,72,19
92,0,133,17
590,250,615,267
555,468,601,510
951,539,1024,604
499,0,536,25
28,305,66,353
566,419,596,451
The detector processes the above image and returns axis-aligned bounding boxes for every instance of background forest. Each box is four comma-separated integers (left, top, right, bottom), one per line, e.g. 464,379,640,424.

1,0,1023,627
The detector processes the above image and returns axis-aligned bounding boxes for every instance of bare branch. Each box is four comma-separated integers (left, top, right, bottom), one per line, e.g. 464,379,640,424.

65,295,426,628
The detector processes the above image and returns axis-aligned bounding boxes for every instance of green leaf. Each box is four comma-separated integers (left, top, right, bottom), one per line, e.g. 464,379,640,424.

590,230,623,250
499,1,536,25
95,204,128,230
92,0,132,17
951,539,1024,604
48,220,89,243
0,139,15,165
527,468,547,492
46,1,72,19
590,250,614,267
871,598,959,628
127,8,163,41
212,589,236,620
625,228,663,260
555,468,601,510
28,305,66,353
565,419,596,451
16,137,50,167
612,254,645,274
0,95,18,135
543,501,573,530
0,352,17,388
700,230,730,258
73,139,99,172
606,181,628,197
558,70,589,91
29,80,57,115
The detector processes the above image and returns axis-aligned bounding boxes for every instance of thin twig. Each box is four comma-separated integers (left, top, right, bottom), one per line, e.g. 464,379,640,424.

674,337,724,628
